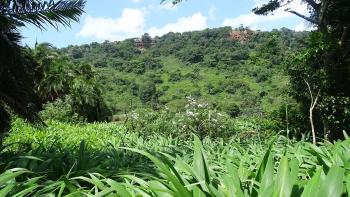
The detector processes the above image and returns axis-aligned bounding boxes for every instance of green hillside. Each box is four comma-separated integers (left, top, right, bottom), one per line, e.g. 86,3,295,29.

59,27,308,117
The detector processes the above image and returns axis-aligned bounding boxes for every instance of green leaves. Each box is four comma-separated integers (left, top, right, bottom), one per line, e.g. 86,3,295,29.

319,166,344,197
273,157,298,197
0,0,86,141
3,120,350,196
0,168,38,196
120,136,350,197
301,166,345,197
2,0,86,30
258,152,274,196
193,136,210,185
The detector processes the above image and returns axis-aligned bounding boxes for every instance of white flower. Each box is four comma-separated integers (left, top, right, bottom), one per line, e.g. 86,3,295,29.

187,111,195,117
131,113,139,120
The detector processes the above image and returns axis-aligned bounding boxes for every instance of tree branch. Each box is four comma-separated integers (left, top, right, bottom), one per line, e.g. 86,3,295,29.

303,0,320,10
285,9,318,24
304,79,314,103
312,90,320,109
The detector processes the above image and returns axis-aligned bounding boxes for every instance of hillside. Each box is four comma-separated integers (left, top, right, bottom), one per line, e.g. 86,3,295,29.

59,27,309,117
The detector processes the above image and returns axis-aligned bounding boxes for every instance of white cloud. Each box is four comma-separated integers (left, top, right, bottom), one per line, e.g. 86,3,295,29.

208,6,216,21
78,9,208,41
294,22,315,31
139,3,176,18
148,13,207,37
77,8,145,41
223,0,309,28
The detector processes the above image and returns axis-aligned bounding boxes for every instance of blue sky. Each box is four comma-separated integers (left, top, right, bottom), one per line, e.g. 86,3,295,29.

20,0,312,48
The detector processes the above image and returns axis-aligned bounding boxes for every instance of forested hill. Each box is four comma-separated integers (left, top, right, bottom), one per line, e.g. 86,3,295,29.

59,27,309,117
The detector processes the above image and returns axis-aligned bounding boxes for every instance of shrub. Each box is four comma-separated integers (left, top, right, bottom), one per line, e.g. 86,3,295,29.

168,70,182,82
138,81,157,104
223,102,241,118
39,96,85,123
178,96,231,139
126,97,235,139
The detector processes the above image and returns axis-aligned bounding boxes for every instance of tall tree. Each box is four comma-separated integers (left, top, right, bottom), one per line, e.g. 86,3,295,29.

253,0,350,95
0,0,85,140
253,0,350,140
141,33,152,49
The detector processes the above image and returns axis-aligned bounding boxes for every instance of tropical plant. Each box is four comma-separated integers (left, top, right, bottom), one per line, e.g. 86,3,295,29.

2,122,350,196
0,0,85,141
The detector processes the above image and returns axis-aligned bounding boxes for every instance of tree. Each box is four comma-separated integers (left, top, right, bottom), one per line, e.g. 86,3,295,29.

304,79,320,145
30,44,111,122
0,0,85,140
139,81,157,104
286,38,350,141
141,33,152,49
249,0,350,140
253,0,350,96
253,0,350,32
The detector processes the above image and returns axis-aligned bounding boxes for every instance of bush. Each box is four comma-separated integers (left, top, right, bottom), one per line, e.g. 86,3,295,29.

223,102,241,118
138,81,157,104
147,73,163,84
39,96,85,123
168,70,182,82
206,83,217,95
184,68,202,81
126,97,236,139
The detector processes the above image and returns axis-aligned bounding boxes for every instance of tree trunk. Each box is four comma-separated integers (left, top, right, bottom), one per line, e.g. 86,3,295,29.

304,79,320,145
309,107,316,145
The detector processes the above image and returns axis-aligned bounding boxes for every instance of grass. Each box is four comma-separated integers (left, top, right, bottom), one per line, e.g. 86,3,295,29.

1,119,350,196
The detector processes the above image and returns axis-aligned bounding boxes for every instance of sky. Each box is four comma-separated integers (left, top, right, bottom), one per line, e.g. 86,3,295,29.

20,0,313,48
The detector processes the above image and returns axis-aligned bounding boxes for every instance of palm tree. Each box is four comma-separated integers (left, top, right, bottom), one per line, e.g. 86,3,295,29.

0,0,85,141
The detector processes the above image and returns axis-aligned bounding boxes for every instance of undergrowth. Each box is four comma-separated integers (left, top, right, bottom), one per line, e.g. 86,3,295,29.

1,119,349,196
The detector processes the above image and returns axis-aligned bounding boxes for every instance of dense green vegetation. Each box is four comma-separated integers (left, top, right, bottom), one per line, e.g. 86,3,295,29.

1,0,350,196
0,0,86,136
59,27,307,118
2,120,350,196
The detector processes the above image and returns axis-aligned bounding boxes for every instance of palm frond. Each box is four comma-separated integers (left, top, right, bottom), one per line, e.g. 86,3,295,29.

1,0,86,30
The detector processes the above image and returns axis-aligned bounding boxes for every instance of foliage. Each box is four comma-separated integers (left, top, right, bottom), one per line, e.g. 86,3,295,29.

138,80,158,105
2,119,350,196
126,97,275,140
61,27,308,120
29,43,111,122
285,31,350,140
126,97,236,140
141,33,153,49
178,97,230,139
169,0,350,142
0,0,85,140
249,0,350,140
39,96,85,123
222,102,241,118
